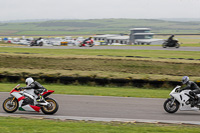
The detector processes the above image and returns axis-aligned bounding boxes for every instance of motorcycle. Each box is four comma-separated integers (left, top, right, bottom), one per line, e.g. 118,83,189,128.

3,84,59,114
30,38,44,46
79,40,94,47
162,39,180,48
163,85,200,113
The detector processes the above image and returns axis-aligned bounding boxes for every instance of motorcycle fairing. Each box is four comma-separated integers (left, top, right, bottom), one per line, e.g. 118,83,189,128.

172,90,199,111
42,90,54,97
11,91,42,112
19,105,41,112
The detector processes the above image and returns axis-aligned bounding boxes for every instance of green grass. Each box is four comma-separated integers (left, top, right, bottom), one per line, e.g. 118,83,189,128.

0,117,200,133
0,83,171,98
1,50,200,79
1,47,200,59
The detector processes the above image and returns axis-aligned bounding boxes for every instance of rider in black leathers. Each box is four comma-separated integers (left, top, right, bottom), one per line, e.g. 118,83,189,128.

167,35,175,46
181,76,200,106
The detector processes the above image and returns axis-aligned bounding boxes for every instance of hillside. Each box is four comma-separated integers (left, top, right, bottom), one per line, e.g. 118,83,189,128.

0,19,200,35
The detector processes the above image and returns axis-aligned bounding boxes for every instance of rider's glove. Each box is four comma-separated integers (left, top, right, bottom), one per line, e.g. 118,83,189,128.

176,88,182,92
18,87,24,91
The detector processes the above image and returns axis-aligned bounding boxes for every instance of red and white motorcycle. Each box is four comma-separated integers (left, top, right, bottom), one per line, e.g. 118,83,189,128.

3,84,59,114
78,39,94,47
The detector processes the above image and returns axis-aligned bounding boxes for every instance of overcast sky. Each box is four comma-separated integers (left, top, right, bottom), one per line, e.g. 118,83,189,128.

0,0,200,21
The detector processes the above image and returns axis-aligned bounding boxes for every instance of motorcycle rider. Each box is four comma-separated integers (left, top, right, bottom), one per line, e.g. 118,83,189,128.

19,77,47,103
181,76,200,106
82,37,92,44
167,34,175,46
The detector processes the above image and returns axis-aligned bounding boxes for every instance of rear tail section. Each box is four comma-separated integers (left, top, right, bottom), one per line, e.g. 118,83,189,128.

42,90,55,97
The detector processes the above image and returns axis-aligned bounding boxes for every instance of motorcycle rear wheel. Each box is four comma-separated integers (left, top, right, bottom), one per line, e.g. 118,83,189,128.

163,99,179,113
3,97,18,113
41,98,59,115
89,44,94,47
39,42,43,46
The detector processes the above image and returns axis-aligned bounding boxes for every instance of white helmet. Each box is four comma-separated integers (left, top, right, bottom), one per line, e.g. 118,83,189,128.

25,77,34,86
182,76,189,84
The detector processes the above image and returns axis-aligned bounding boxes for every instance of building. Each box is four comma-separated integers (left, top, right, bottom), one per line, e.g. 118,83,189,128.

93,28,163,45
94,34,129,45
129,28,154,44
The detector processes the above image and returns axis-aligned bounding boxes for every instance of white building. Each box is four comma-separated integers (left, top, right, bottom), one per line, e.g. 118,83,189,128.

93,28,164,45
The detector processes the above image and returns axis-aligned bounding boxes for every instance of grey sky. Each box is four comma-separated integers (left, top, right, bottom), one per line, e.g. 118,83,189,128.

0,0,200,21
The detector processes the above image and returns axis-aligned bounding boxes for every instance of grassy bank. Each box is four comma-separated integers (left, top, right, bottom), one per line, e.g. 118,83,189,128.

0,52,200,81
0,117,200,133
0,47,200,87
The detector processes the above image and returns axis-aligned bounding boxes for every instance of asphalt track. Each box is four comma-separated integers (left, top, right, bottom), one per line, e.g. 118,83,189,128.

0,93,200,125
5,45,200,51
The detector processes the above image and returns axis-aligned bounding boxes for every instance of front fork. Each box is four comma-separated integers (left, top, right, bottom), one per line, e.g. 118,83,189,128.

169,97,175,107
8,97,16,106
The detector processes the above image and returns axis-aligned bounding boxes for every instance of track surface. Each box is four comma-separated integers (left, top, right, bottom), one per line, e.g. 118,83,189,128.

0,93,200,122
6,45,200,51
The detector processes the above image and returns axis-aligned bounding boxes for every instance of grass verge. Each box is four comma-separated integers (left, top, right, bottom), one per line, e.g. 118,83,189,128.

0,83,171,98
0,117,200,133
1,47,200,59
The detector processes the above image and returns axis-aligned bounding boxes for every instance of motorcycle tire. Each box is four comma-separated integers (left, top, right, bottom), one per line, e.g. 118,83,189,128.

163,98,179,113
41,97,59,115
79,43,83,47
162,43,167,48
39,42,43,46
89,44,94,47
3,97,18,113
30,42,34,47
175,43,180,48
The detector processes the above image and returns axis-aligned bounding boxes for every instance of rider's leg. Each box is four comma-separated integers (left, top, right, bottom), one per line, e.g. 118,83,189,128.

34,90,45,102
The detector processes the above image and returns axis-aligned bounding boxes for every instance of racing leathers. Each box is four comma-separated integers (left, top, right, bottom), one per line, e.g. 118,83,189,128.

182,81,200,106
19,81,47,102
167,35,175,46
82,37,92,44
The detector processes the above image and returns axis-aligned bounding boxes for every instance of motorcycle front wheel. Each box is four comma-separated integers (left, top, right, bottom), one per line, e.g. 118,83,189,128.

3,97,18,113
162,43,167,48
175,43,180,48
41,98,59,115
163,98,179,113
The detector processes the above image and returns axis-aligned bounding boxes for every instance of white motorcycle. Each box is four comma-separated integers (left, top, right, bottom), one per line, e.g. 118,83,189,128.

164,85,200,113
3,84,59,114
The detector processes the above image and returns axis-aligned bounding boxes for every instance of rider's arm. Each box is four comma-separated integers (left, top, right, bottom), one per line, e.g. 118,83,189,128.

182,86,190,91
21,83,36,90
182,81,192,90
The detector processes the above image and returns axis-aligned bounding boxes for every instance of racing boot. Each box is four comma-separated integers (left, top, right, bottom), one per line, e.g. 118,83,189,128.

190,95,199,107
36,94,45,103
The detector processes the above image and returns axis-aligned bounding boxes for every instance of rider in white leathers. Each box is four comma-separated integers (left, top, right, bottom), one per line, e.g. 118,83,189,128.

19,77,47,103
